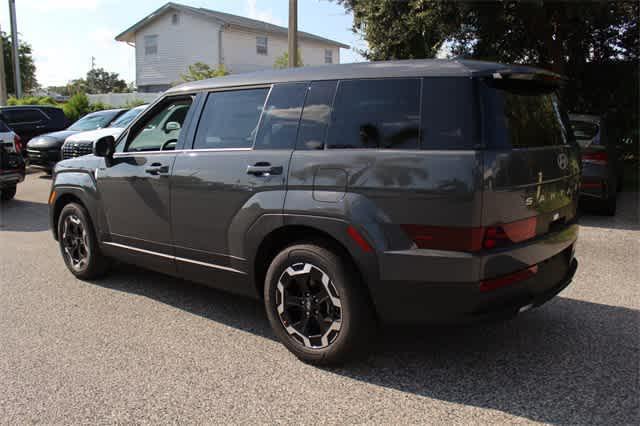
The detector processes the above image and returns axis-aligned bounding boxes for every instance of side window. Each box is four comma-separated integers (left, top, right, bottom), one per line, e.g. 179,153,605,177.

256,36,268,55
422,78,475,150
144,35,158,56
125,98,193,152
193,88,268,149
326,79,420,149
3,109,46,125
254,83,307,150
296,80,337,150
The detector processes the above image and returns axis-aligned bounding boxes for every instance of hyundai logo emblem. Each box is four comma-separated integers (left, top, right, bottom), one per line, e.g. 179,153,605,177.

557,153,569,170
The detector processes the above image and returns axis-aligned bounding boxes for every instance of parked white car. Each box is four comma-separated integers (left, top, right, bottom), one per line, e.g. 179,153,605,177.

61,104,149,160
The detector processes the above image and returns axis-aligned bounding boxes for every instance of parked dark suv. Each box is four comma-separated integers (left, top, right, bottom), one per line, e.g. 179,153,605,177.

0,105,69,148
49,60,580,364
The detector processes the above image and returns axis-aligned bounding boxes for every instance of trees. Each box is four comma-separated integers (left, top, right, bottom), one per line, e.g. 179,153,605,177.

85,67,127,93
274,51,303,68
181,62,228,82
1,31,38,95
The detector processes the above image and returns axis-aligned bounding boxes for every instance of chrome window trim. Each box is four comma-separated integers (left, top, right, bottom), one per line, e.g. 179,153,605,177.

112,147,253,157
103,242,246,275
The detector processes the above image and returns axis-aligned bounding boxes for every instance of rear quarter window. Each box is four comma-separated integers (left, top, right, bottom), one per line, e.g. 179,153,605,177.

326,78,420,150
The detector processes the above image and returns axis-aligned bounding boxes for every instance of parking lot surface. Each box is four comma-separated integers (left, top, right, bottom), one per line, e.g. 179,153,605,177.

1,170,638,424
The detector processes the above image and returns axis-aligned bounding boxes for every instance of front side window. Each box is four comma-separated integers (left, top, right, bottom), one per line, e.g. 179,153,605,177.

124,98,193,152
256,36,268,55
324,49,333,64
144,35,158,56
193,88,268,149
327,78,420,149
254,83,307,150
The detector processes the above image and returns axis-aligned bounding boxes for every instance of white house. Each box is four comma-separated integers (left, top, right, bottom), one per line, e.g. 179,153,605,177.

115,2,349,92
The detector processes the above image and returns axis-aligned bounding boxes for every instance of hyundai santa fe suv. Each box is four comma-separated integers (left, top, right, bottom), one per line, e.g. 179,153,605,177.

49,60,580,364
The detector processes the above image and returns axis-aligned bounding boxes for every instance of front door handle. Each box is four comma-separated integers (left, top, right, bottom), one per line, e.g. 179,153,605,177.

246,162,283,176
145,162,169,175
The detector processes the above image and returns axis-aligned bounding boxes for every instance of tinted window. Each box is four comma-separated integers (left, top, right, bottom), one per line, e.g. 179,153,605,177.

125,98,192,152
327,79,420,149
194,89,268,149
570,120,600,147
483,81,569,148
2,109,46,124
422,78,475,150
0,119,10,132
254,83,307,150
296,80,336,150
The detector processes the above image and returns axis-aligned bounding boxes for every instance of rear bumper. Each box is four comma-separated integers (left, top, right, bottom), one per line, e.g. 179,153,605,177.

369,226,578,324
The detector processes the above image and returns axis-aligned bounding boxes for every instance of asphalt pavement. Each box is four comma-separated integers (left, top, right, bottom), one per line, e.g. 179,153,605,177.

1,170,638,424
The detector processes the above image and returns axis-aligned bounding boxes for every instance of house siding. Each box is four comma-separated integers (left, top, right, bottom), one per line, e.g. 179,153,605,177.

135,11,221,90
221,27,340,74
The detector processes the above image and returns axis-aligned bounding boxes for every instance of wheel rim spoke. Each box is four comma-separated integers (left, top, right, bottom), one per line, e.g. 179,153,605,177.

61,214,89,271
276,262,342,349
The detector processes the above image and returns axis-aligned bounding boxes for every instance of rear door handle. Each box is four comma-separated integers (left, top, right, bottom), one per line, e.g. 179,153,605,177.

246,163,283,176
145,162,169,175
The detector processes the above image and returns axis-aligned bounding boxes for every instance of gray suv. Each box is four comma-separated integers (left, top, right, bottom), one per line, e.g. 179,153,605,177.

49,60,580,364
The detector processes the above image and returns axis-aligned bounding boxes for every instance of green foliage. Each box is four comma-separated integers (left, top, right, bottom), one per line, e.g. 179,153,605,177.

62,93,91,122
7,96,57,106
180,62,228,82
1,30,38,94
85,67,128,93
274,51,304,69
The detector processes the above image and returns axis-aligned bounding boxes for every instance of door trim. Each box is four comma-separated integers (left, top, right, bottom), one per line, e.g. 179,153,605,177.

103,241,246,275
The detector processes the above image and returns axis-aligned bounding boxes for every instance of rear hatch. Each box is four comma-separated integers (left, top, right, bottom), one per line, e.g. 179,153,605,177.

479,76,580,277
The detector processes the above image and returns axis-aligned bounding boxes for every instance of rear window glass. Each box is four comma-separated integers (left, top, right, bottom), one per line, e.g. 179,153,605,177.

255,83,307,150
570,120,599,147
296,80,336,150
1,109,46,124
327,78,420,149
0,119,10,132
482,81,570,148
194,88,268,149
422,78,476,150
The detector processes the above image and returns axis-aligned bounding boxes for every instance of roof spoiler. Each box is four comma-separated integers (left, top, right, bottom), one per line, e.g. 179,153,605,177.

489,69,567,86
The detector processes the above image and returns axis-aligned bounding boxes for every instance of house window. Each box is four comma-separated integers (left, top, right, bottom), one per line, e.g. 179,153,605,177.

144,35,158,56
171,13,180,25
256,36,268,55
324,49,333,64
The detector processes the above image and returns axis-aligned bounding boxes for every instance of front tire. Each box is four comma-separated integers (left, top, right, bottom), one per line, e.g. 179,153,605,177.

0,185,16,201
57,202,110,279
264,242,376,365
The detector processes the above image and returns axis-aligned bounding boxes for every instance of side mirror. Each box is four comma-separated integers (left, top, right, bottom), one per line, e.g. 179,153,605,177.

165,121,181,133
93,135,115,162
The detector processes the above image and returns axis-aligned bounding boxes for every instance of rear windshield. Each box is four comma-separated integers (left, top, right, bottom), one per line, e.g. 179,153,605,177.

570,120,599,147
482,81,571,148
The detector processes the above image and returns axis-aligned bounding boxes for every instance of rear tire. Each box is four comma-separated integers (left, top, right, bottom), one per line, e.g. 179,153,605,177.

264,242,377,365
57,202,110,279
0,186,17,201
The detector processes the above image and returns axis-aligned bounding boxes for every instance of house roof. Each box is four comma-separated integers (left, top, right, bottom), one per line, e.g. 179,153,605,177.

115,2,349,49
167,59,560,94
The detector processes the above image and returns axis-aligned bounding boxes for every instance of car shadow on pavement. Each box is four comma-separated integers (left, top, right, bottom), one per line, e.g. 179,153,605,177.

92,265,638,424
0,199,50,232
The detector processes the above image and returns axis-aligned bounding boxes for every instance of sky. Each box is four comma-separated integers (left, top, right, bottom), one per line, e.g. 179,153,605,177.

0,0,367,87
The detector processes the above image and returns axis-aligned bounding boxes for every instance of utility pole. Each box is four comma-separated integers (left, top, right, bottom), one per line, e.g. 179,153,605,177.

8,0,22,98
0,24,7,105
91,56,96,70
288,0,298,68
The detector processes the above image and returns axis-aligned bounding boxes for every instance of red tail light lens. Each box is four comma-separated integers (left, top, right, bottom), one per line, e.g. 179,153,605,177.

13,134,22,154
402,217,537,252
582,151,608,165
480,265,539,292
347,225,373,252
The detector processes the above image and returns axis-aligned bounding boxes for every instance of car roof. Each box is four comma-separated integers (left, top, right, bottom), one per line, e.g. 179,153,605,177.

0,105,63,111
167,59,561,94
85,108,127,115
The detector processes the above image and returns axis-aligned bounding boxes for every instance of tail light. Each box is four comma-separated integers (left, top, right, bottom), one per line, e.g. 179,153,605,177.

582,151,608,166
402,217,537,252
13,134,22,154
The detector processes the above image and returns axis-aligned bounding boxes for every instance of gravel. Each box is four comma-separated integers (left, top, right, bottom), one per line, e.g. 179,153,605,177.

1,170,638,424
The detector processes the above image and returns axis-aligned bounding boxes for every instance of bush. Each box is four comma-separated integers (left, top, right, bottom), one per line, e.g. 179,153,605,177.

62,93,91,122
7,96,58,106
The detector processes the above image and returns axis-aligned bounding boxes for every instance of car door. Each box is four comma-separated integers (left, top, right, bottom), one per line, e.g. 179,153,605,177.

97,95,196,275
170,83,307,295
